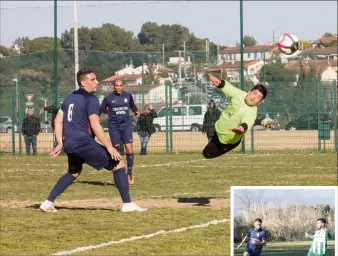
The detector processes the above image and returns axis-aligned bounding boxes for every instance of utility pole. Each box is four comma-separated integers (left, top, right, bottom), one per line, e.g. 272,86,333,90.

73,0,79,90
178,51,182,84
193,54,196,86
162,43,165,68
183,41,186,77
205,40,208,63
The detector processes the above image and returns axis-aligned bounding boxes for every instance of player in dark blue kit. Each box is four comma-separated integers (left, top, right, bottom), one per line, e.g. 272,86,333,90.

39,69,146,213
237,218,267,256
99,79,139,186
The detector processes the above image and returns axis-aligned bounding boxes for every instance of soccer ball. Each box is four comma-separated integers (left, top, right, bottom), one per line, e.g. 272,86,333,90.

277,33,299,55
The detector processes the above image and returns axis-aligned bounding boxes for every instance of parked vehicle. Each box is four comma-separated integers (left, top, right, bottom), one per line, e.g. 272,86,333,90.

153,104,207,132
254,112,280,131
40,119,54,133
285,113,333,130
0,116,18,133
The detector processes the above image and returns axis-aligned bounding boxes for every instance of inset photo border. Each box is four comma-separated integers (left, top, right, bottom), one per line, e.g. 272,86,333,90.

231,186,337,256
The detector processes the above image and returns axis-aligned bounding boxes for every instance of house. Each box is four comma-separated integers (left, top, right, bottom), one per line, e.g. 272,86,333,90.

285,59,338,82
115,64,141,76
312,36,338,48
302,47,338,60
167,56,191,66
206,60,264,84
135,64,175,85
219,45,278,63
100,74,143,91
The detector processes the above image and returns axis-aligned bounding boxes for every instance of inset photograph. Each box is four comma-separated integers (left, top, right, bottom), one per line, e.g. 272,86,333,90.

231,186,337,256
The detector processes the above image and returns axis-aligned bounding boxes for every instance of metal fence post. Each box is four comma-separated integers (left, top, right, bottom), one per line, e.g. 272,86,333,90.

316,78,321,152
169,82,173,154
251,127,254,153
333,80,337,152
11,83,16,155
18,54,22,155
165,84,169,154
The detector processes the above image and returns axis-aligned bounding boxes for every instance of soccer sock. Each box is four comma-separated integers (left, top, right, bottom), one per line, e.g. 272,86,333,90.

47,173,76,202
126,153,134,176
112,168,131,203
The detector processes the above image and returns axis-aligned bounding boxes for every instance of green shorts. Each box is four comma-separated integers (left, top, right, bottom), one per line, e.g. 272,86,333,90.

307,251,326,256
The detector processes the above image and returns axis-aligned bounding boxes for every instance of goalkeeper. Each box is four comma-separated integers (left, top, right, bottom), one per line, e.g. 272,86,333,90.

202,74,274,159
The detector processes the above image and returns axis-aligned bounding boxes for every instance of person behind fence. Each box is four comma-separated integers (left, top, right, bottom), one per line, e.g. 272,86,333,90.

99,79,140,186
39,69,146,213
236,218,267,256
22,107,41,156
305,218,332,256
202,74,274,159
137,104,157,155
202,99,221,143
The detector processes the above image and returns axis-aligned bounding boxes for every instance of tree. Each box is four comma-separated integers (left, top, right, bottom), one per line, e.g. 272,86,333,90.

61,23,136,52
300,40,313,49
12,36,29,49
0,45,13,56
322,32,334,37
143,65,160,85
243,35,257,46
138,22,159,45
20,37,62,54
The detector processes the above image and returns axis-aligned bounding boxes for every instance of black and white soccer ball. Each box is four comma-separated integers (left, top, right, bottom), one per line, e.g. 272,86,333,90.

277,33,300,55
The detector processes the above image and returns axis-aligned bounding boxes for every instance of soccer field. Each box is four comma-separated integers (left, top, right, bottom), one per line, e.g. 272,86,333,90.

0,152,336,255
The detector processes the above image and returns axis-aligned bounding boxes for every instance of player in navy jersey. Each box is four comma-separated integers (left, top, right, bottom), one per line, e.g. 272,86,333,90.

39,69,146,213
99,79,140,186
237,218,267,256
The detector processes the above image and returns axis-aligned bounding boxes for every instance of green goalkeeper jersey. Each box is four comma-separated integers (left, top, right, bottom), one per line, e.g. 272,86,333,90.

309,229,332,256
215,80,257,144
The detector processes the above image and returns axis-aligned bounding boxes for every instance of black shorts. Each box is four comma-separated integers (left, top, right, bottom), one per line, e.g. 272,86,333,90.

202,131,241,159
67,141,119,173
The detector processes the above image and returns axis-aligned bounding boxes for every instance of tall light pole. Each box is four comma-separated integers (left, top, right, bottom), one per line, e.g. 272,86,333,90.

39,97,48,121
12,79,18,122
73,0,79,90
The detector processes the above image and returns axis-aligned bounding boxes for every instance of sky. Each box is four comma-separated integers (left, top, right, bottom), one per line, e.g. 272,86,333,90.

1,1,337,48
233,187,337,216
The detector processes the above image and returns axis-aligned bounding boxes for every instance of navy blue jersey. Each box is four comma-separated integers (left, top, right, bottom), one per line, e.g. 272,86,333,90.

99,92,138,125
245,228,267,255
61,88,100,153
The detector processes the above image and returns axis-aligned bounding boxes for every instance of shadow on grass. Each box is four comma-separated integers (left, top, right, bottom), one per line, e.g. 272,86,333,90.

26,204,119,212
177,197,218,207
75,180,116,187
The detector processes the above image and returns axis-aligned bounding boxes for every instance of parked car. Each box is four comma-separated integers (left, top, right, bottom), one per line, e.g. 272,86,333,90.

285,113,333,130
254,112,280,131
0,116,18,133
40,119,54,133
153,104,207,132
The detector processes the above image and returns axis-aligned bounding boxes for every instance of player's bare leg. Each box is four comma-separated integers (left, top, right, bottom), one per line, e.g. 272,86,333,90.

125,143,134,186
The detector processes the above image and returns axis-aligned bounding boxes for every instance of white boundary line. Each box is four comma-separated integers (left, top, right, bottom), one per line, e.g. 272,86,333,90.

52,218,229,255
230,186,338,256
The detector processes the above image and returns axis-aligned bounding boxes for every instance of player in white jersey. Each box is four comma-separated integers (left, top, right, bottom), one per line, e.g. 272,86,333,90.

305,218,332,256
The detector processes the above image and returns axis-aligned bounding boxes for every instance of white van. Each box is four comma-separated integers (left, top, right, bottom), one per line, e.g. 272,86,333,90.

153,104,207,132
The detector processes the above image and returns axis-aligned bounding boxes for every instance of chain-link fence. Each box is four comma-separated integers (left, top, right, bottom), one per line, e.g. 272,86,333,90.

0,50,336,154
